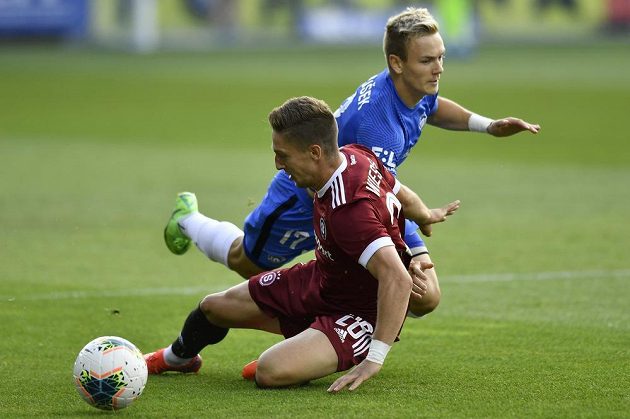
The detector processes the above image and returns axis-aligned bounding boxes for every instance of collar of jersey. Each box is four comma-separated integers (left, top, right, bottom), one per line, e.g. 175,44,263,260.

316,152,348,198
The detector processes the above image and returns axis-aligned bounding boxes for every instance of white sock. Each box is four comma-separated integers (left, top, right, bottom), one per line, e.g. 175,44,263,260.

179,212,244,266
163,345,192,366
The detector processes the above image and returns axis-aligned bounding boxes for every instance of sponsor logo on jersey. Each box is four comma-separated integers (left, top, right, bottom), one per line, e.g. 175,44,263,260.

319,217,327,240
258,271,280,286
315,234,334,261
371,146,396,171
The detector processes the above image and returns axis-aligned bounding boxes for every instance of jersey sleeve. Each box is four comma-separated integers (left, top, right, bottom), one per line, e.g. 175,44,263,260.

329,199,394,268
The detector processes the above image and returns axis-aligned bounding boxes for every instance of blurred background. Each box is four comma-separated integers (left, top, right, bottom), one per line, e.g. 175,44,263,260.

0,0,628,52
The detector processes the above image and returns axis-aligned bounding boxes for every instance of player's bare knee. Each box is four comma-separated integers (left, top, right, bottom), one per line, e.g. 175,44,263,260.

422,286,441,313
409,283,441,317
198,292,226,319
254,358,289,388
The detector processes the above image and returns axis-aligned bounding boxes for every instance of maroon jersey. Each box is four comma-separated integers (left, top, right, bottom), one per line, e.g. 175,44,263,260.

313,144,411,315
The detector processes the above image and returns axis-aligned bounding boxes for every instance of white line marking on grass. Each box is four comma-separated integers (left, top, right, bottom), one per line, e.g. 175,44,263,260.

3,284,231,302
3,270,630,301
446,269,630,283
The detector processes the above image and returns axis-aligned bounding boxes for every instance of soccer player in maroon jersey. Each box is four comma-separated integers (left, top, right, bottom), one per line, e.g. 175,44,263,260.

145,96,459,392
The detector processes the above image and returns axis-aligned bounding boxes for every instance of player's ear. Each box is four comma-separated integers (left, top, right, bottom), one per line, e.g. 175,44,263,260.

309,144,322,160
388,54,404,74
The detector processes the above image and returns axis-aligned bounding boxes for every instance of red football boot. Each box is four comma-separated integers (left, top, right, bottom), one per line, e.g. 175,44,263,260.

241,359,258,381
144,348,202,374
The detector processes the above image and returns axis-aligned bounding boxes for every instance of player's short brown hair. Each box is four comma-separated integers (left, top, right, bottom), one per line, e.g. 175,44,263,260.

268,96,338,156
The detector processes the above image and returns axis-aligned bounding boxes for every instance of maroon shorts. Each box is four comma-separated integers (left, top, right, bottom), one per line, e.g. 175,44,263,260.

248,261,376,372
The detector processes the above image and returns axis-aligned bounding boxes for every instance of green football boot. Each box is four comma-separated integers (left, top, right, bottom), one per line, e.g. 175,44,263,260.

164,192,198,255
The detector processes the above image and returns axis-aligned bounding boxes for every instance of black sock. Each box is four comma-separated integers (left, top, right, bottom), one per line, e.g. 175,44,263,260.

170,305,229,359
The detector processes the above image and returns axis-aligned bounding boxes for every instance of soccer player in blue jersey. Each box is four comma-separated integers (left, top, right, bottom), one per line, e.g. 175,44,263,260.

164,7,539,317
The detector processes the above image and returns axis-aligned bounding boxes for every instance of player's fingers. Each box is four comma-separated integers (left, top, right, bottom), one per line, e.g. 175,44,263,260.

412,276,428,290
328,374,351,392
328,377,348,393
412,284,427,296
420,261,434,271
411,289,425,299
348,376,365,391
448,200,461,212
437,201,460,219
410,265,429,283
414,276,428,288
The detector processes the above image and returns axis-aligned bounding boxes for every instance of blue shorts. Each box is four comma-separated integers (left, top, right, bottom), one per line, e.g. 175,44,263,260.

243,171,427,270
243,171,315,270
404,220,428,257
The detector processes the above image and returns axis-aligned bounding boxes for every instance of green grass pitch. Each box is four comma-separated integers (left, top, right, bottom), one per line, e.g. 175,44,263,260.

0,42,628,417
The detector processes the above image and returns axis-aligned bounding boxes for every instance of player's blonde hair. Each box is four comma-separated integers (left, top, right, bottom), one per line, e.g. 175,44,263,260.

383,7,439,68
268,96,338,157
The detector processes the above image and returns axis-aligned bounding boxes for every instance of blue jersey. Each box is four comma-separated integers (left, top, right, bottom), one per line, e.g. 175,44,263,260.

334,69,439,176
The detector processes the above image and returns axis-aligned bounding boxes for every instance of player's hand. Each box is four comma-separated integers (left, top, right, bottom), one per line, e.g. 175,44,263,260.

327,359,382,393
487,117,540,137
419,200,460,237
409,260,433,300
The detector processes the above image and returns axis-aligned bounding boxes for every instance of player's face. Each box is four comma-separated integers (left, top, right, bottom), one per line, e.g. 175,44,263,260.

272,131,319,189
400,33,445,99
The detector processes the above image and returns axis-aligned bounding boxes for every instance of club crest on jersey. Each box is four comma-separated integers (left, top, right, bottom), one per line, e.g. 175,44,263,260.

259,271,280,286
319,217,327,240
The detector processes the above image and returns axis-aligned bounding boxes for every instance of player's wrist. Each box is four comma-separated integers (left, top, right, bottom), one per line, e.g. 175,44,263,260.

365,339,391,365
468,113,494,133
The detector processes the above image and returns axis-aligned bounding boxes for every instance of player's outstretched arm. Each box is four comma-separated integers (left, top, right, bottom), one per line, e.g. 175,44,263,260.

396,183,431,223
428,97,540,137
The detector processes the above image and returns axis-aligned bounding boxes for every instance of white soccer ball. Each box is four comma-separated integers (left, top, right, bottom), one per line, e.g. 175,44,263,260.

73,336,148,411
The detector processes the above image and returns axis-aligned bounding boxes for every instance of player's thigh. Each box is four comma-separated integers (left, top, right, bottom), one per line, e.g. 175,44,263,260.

256,328,338,387
226,236,266,279
200,282,281,334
